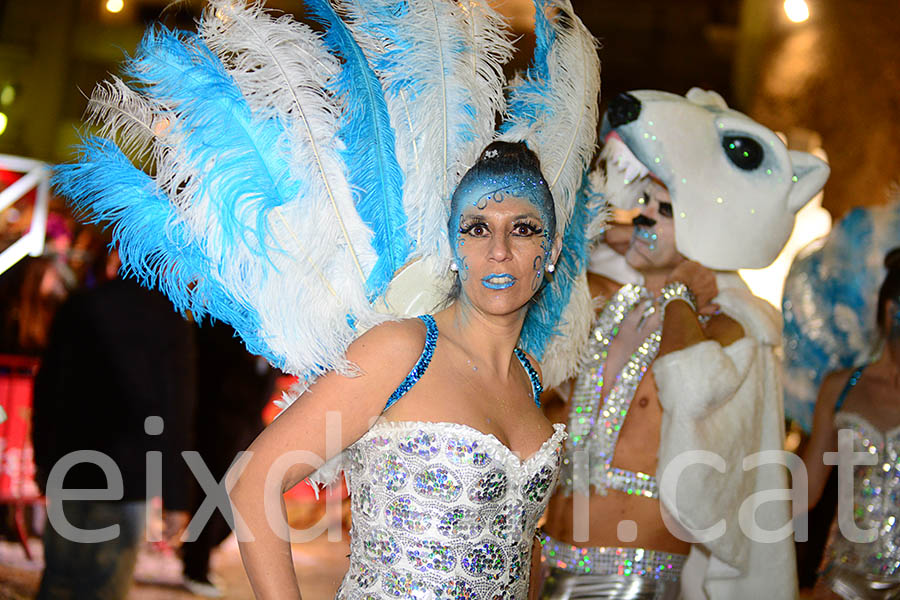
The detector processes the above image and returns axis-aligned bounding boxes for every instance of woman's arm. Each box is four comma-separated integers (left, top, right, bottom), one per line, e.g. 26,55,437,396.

528,536,545,600
800,370,845,512
226,320,425,599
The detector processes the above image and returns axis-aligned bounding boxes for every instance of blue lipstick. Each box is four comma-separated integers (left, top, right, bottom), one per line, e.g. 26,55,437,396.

633,227,658,251
482,273,517,290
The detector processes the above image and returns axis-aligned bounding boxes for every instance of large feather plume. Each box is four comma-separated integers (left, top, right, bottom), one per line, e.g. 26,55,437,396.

82,77,164,169
294,0,411,299
501,0,600,235
519,173,597,386
57,9,386,389
501,0,601,382
338,0,515,264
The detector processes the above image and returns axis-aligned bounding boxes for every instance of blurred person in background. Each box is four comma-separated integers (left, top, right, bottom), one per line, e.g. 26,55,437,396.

32,245,197,600
801,247,900,599
0,256,67,355
180,321,276,598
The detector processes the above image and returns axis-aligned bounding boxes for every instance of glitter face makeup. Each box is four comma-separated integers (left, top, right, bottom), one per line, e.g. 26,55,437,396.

632,226,658,251
452,194,553,315
450,168,555,242
625,180,681,273
446,142,560,316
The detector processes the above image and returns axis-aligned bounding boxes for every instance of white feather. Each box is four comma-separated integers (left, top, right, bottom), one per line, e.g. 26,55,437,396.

501,0,601,235
539,272,593,388
84,76,165,168
195,1,389,384
339,0,513,265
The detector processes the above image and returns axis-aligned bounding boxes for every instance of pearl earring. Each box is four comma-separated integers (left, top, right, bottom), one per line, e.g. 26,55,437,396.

546,263,555,273
450,262,459,272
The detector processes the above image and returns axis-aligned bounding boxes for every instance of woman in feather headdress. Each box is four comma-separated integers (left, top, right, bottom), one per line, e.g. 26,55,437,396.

54,0,602,597
800,248,900,600
232,139,568,599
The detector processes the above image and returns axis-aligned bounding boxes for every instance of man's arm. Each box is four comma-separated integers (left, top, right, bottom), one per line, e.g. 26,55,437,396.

657,260,744,358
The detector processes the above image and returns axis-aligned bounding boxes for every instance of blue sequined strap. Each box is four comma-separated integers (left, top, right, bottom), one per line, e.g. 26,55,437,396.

383,315,438,412
514,348,543,407
834,364,867,413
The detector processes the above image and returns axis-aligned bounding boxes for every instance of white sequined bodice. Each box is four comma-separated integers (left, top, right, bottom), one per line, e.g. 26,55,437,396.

824,412,900,577
337,421,566,599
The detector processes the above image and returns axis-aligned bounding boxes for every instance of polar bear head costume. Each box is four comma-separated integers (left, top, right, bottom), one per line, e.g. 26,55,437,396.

600,88,830,270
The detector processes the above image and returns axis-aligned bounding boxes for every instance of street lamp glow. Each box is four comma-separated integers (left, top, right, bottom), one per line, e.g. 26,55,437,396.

105,0,124,14
0,113,8,136
784,0,810,23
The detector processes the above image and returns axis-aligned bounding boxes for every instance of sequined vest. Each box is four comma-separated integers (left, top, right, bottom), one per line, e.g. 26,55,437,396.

337,421,566,599
557,283,661,498
821,412,900,579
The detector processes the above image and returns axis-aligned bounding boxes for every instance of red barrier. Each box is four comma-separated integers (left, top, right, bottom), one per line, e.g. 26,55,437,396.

0,354,42,559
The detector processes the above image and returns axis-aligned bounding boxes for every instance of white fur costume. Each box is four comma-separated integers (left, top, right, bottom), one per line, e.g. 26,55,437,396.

584,255,797,600
562,88,830,599
655,273,796,600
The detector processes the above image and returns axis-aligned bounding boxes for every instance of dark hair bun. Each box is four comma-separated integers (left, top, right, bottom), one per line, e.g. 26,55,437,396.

478,141,542,172
885,247,900,270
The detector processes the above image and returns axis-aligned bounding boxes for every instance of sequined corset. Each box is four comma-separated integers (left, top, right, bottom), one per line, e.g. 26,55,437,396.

822,413,900,578
557,283,661,498
337,421,566,600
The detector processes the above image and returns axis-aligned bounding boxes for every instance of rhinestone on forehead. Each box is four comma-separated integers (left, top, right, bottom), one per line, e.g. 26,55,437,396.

450,166,556,240
457,171,548,208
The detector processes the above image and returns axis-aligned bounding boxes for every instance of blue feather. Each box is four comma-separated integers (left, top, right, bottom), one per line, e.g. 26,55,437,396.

500,0,554,134
304,0,411,299
125,27,298,263
53,26,309,371
519,171,594,359
52,137,286,371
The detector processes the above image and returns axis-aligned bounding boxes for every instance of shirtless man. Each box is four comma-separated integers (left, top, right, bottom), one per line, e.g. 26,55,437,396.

541,180,734,599
539,89,830,600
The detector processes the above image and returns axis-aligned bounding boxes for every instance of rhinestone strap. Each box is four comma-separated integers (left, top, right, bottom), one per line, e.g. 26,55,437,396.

559,283,662,498
658,281,696,312
384,315,438,412
539,532,687,580
514,348,543,406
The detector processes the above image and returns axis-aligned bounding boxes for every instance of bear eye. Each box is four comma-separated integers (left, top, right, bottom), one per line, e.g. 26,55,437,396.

722,136,763,170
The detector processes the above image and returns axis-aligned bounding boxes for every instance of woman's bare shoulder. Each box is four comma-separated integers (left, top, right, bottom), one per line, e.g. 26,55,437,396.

345,317,430,373
815,368,855,414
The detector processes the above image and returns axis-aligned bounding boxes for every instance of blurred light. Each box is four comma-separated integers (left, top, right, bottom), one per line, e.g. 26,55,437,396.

105,0,124,14
784,0,810,23
0,85,15,107
0,112,7,136
740,191,831,309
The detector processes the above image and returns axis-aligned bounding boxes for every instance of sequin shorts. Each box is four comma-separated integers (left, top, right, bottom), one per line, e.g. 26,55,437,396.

817,563,900,600
540,568,682,600
538,532,686,580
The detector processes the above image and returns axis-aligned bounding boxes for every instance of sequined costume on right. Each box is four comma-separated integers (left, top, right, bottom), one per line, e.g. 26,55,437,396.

539,88,830,600
539,285,685,600
815,366,900,599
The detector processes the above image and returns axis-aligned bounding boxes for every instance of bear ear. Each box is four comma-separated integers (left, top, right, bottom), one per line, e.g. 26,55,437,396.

685,87,728,110
787,150,830,213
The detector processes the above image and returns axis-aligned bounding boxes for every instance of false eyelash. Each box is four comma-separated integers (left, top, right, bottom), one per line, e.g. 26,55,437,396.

458,221,486,235
514,221,544,234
